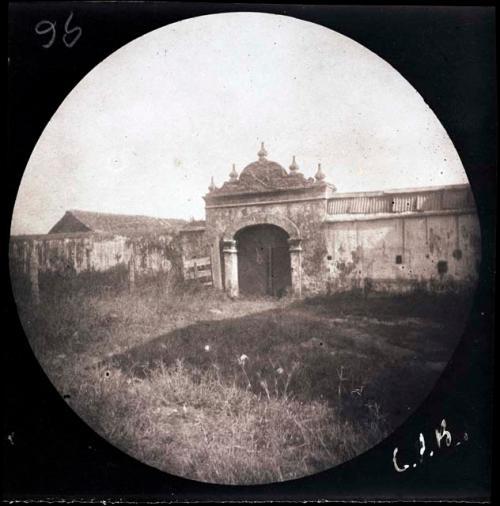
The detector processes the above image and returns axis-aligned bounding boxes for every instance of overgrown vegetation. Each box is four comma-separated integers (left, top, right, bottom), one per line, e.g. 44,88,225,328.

11,274,472,484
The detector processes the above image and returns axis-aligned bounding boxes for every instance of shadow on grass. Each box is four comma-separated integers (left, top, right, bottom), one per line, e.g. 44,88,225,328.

108,291,473,430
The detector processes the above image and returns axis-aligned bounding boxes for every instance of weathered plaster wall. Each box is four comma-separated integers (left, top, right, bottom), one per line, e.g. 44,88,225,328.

9,230,208,297
178,230,210,261
14,196,479,299
323,212,481,293
9,232,180,277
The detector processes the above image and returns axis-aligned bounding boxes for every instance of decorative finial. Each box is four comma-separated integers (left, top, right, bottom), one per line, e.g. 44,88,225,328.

289,155,299,173
208,176,216,192
257,142,268,160
229,163,238,181
315,163,326,181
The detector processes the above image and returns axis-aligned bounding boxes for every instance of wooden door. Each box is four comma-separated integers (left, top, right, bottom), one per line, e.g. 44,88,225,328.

236,225,291,296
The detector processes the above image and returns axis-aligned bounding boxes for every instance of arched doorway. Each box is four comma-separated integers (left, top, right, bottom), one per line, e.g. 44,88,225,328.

235,224,292,297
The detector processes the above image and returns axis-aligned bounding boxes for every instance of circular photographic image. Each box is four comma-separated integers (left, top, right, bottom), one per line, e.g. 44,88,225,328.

10,12,481,485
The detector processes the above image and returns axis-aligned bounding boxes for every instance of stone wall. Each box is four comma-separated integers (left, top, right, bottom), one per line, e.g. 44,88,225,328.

9,230,207,301
11,199,480,301
322,211,481,293
9,232,180,276
205,172,483,296
178,229,210,261
205,199,481,296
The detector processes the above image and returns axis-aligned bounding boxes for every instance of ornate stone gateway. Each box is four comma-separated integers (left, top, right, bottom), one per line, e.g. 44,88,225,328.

204,143,335,298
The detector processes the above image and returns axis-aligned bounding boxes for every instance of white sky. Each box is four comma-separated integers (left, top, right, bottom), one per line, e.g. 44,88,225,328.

11,12,469,235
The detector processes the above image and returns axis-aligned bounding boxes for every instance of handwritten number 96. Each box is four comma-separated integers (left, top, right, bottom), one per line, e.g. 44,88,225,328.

35,12,82,49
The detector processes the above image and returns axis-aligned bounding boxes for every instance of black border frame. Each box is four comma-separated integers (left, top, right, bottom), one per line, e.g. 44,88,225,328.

4,3,496,502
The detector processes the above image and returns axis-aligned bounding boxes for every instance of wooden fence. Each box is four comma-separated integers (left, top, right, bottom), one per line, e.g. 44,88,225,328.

182,256,213,286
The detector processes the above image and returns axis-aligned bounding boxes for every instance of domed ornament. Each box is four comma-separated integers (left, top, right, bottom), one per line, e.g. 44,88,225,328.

208,176,216,191
315,163,326,181
229,164,238,181
289,155,299,173
239,143,288,187
257,141,268,160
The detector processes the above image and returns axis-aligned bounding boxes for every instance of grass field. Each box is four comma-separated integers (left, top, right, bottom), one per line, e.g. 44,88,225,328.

13,276,473,484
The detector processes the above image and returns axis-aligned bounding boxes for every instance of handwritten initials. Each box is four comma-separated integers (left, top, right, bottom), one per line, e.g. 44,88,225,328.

393,447,410,473
435,418,452,448
392,418,466,473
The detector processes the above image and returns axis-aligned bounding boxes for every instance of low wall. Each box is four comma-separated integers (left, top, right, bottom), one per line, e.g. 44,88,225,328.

10,208,481,302
9,230,207,302
10,231,180,272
